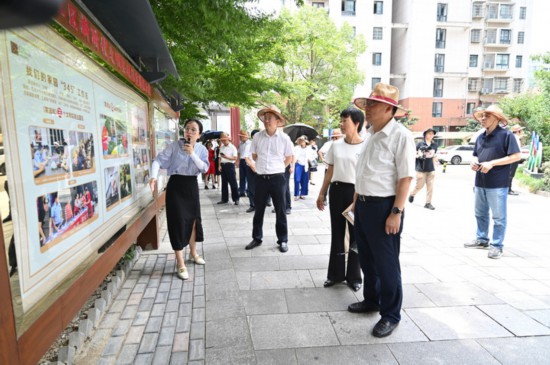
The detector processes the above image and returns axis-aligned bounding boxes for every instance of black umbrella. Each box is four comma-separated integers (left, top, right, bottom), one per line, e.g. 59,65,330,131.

283,123,319,142
199,130,223,142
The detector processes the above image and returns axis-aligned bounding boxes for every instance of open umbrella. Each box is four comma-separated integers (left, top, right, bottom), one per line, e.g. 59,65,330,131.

283,123,318,142
199,130,223,142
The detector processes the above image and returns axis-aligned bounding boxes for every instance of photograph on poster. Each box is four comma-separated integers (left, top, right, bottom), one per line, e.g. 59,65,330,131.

69,131,95,174
105,166,120,209
132,147,150,191
101,116,129,157
31,127,71,182
119,163,132,201
37,181,98,251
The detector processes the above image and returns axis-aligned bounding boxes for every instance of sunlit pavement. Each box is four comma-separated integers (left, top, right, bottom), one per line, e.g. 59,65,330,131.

77,165,550,364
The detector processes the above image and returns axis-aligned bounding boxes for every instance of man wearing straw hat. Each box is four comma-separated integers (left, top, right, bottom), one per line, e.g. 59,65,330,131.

508,124,524,195
464,105,521,259
217,132,240,205
348,83,416,338
245,105,294,253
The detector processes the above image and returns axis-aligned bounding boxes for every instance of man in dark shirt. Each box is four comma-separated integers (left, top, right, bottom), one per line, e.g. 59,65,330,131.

464,105,520,259
408,128,438,210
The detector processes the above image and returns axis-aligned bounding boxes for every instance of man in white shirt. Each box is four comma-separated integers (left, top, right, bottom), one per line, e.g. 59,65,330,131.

217,133,240,205
237,130,251,197
349,83,416,338
245,105,294,253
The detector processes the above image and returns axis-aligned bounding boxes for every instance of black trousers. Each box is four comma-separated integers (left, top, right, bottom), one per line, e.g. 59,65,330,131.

252,173,287,243
284,165,291,210
221,163,239,203
247,166,257,208
509,161,519,191
239,159,248,195
354,196,403,324
327,182,361,284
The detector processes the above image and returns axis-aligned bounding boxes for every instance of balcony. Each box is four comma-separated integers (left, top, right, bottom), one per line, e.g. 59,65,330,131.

484,39,511,48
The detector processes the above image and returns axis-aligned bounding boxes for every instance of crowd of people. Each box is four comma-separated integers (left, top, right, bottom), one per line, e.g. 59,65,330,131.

150,82,523,338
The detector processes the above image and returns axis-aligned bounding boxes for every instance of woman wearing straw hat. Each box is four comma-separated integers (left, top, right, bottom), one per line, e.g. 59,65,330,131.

292,135,315,200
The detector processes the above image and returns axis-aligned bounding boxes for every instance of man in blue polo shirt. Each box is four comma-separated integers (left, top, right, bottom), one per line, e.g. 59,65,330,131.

464,105,520,259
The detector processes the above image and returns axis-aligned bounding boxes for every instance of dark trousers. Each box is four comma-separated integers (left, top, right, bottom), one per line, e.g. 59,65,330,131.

221,163,239,203
247,166,257,208
239,159,248,195
509,161,519,192
327,182,361,284
252,173,287,243
354,196,403,324
284,165,291,210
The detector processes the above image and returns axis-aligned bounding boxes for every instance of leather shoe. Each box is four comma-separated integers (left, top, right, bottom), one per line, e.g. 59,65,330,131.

234,201,240,205
245,240,262,250
347,301,380,313
372,319,399,338
285,209,291,215
279,242,288,253
348,282,362,292
266,202,272,207
324,279,336,287
217,201,228,205
246,207,255,213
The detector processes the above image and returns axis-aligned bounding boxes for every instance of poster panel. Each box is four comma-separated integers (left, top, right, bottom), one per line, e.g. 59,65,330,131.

153,109,178,192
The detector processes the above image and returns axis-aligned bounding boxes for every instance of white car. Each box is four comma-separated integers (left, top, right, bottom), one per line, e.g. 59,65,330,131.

438,145,475,165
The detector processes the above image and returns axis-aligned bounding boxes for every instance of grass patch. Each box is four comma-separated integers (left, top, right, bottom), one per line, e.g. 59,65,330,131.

516,166,546,192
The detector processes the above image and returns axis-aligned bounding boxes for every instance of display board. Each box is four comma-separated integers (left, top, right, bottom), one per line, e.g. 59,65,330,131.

153,108,178,192
0,27,152,311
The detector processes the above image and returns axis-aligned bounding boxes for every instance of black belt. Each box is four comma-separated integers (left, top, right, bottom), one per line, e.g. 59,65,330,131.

258,173,284,180
357,195,395,202
221,162,234,165
331,181,354,186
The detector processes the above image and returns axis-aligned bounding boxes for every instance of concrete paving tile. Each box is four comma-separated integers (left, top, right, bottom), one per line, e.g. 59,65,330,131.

236,271,251,290
138,298,154,311
138,333,159,354
249,312,339,350
388,339,499,365
190,321,205,340
204,258,234,272
255,349,298,365
467,275,517,294
241,289,288,315
158,326,176,347
181,291,193,303
192,307,205,322
508,279,550,296
495,290,550,310
127,292,144,306
205,297,246,321
278,255,327,270
179,303,192,317
296,344,397,365
97,356,117,365
117,344,139,364
308,268,328,288
193,284,205,296
99,312,121,329
151,302,167,316
328,311,427,345
287,234,320,244
152,346,172,364
169,352,188,365
102,336,124,356
111,319,131,337
206,346,256,365
188,339,205,360
163,312,178,327
194,295,205,308
478,304,550,336
297,244,330,255
206,281,241,300
477,337,550,365
133,283,147,293
285,287,357,313
202,244,230,260
110,299,127,313
168,288,182,301
158,281,171,292
206,317,252,349
144,317,162,333
484,266,532,280
315,234,331,244
126,325,146,344
402,266,440,284
132,311,150,326
250,270,315,290
133,353,153,365
120,305,139,320
526,309,550,326
166,298,180,312
406,306,512,340
154,291,168,304
232,256,280,272
250,243,302,257
402,284,437,308
416,282,503,306
176,316,191,333
228,246,253,258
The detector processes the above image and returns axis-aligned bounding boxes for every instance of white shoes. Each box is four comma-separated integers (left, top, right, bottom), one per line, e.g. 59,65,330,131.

176,267,189,280
192,255,206,265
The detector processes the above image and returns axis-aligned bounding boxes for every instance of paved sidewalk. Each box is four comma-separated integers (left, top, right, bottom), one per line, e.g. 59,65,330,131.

77,166,550,364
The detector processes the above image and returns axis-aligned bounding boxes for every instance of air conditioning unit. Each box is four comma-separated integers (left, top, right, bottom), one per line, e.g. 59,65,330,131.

481,88,491,94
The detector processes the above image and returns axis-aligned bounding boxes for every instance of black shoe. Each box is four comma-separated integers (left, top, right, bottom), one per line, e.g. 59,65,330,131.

266,202,272,207
508,190,519,196
205,186,209,190
246,207,255,213
234,201,240,205
408,195,414,203
424,203,435,210
9,266,17,277
324,279,336,287
245,240,262,250
217,201,228,205
285,209,291,215
279,242,288,253
348,282,362,292
3,214,12,223
272,208,276,213
347,301,380,313
372,319,399,338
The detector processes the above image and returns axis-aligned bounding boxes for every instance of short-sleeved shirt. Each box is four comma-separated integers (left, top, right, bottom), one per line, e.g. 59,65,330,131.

325,138,365,184
238,140,251,159
250,129,294,175
319,140,333,167
415,141,438,172
355,119,416,196
473,126,520,188
220,143,238,163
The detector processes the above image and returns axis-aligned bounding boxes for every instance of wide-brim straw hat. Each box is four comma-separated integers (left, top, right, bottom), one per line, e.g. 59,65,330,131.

219,132,231,141
257,105,286,127
295,135,309,144
238,130,249,138
473,105,508,126
511,124,524,132
353,83,405,110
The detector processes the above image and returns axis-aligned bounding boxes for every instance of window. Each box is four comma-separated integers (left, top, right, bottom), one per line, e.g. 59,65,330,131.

513,79,523,93
482,78,494,94
371,77,381,89
372,53,382,66
435,54,445,72
500,4,513,19
437,3,448,22
373,27,383,40
496,54,509,69
519,7,526,20
472,2,483,18
485,29,497,44
494,77,508,92
433,78,444,97
469,55,478,67
432,102,442,117
516,55,523,68
500,29,511,44
374,1,383,15
312,2,325,8
483,54,495,69
342,0,355,15
468,78,479,92
466,102,476,115
517,31,525,44
471,29,481,43
436,28,446,48
486,3,498,19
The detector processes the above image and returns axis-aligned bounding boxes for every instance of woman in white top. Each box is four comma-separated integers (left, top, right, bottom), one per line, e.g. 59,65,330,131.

292,135,314,200
316,108,365,292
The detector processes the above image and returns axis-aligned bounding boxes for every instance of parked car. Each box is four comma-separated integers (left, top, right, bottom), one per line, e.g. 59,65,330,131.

438,145,475,165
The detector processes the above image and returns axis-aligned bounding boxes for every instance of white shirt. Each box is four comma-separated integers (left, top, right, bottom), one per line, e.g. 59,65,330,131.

238,139,252,159
325,138,365,184
355,119,416,196
250,129,294,174
319,140,334,167
293,145,310,166
220,143,238,163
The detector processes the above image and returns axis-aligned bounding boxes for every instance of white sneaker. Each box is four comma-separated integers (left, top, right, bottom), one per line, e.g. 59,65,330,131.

488,246,503,259
192,255,206,265
176,267,189,280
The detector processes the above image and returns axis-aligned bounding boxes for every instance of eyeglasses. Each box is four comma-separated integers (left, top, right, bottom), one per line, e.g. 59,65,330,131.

331,137,338,140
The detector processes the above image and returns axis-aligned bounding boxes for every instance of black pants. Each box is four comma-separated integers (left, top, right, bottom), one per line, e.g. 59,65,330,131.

354,196,403,324
221,163,239,203
284,165,291,210
247,166,257,208
327,182,361,284
239,159,248,195
509,161,519,191
252,173,287,243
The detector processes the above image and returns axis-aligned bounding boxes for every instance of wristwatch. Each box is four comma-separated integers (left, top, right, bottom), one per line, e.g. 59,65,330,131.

392,207,403,215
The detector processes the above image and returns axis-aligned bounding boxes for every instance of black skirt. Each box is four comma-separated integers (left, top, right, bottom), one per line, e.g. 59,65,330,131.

165,175,204,250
